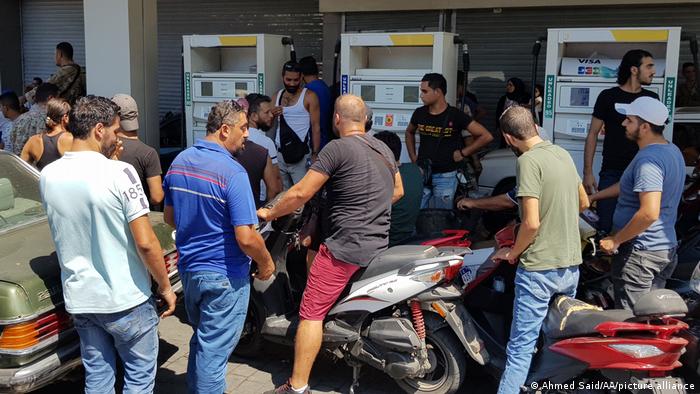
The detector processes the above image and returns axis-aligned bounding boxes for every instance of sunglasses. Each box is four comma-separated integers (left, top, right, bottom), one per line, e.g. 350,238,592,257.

283,62,301,72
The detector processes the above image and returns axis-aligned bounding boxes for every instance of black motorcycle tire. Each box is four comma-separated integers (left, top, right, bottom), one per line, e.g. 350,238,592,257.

395,327,467,394
232,291,266,358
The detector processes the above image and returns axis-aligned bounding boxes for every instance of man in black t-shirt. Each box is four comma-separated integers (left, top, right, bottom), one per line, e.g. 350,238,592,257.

235,141,281,208
406,73,493,209
583,50,659,232
111,94,163,208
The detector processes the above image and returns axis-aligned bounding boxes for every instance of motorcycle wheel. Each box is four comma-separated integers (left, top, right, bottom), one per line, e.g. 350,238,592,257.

232,292,265,358
395,327,467,394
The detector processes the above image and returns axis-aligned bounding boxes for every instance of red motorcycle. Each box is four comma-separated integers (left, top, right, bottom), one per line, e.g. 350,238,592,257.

452,225,691,393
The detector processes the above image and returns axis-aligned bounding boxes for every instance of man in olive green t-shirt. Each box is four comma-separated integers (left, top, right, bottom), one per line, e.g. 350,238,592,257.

493,106,589,394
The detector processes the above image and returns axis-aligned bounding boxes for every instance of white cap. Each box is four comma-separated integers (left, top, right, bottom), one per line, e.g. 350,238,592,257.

614,96,668,126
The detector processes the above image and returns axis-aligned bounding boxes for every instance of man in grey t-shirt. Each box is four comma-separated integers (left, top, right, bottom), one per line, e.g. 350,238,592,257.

592,97,685,310
258,94,404,394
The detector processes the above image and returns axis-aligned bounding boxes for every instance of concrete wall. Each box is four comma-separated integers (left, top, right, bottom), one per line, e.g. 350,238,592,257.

84,0,159,148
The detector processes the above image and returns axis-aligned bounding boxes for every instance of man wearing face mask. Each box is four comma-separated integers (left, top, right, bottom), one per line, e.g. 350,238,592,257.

273,61,321,189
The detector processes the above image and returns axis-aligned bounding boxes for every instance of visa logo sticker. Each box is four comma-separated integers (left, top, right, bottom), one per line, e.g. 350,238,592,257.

578,58,601,64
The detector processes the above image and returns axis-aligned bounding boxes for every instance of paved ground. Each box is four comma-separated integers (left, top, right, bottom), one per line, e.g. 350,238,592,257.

37,303,498,393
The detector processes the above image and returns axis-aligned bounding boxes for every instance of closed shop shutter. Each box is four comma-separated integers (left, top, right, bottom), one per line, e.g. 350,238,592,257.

157,0,323,115
345,10,442,32
21,0,86,87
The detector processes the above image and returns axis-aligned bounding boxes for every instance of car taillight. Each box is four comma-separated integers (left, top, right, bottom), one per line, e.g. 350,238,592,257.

164,251,179,275
0,310,73,354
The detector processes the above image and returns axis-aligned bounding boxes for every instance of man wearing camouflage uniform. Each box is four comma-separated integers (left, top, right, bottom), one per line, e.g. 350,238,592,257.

25,42,85,105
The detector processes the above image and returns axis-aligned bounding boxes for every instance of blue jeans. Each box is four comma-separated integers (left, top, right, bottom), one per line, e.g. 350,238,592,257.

181,271,250,394
73,298,159,394
497,266,579,394
421,171,458,209
597,169,624,234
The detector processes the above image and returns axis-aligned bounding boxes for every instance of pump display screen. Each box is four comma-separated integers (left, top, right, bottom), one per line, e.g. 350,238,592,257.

361,85,376,102
569,87,590,107
201,81,213,97
404,86,419,103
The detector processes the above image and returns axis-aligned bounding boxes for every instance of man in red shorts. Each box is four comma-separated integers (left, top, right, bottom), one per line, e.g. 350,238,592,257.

259,94,404,394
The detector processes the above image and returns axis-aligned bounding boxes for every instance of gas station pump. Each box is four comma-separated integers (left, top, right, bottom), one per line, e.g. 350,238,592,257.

542,27,682,176
340,32,459,162
182,34,291,147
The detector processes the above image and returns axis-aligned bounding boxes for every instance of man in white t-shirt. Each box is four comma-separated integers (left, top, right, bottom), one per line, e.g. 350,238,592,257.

246,93,282,202
40,96,176,393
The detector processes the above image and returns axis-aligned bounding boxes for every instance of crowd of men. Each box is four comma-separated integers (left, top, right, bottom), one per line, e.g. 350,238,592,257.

0,40,692,394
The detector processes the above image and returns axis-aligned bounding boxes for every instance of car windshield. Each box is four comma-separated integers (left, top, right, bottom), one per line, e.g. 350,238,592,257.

0,154,45,233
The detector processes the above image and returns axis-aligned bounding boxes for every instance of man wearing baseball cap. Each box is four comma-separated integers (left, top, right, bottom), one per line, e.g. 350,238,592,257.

591,96,685,310
111,94,164,207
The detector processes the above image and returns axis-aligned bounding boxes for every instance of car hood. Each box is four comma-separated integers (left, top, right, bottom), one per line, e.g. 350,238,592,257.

0,213,175,323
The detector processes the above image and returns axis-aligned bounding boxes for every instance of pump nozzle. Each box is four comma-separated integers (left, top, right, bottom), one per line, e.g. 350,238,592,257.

282,37,296,62
532,41,542,57
462,44,470,72
530,36,546,123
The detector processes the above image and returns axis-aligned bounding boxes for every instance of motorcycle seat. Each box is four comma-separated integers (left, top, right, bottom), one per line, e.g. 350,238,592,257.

542,296,634,340
358,245,440,281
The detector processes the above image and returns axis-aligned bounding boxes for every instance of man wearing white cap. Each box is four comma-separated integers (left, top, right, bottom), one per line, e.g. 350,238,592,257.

592,96,685,310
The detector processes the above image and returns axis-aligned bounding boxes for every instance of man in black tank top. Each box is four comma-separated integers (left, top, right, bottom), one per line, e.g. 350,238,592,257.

273,61,322,189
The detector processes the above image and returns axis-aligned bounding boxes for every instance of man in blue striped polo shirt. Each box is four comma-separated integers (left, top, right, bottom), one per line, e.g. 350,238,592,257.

163,99,275,393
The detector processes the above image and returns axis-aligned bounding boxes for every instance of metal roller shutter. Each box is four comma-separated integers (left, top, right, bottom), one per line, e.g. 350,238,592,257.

21,0,86,88
157,0,323,115
455,4,700,130
345,10,442,32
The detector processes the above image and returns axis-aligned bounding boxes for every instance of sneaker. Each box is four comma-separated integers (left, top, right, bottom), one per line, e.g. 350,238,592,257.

263,380,311,394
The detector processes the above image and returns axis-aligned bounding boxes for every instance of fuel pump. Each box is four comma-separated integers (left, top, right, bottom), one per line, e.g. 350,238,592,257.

182,34,291,147
542,27,681,176
340,32,459,162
